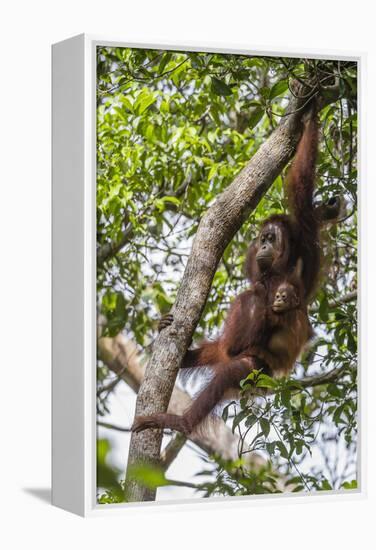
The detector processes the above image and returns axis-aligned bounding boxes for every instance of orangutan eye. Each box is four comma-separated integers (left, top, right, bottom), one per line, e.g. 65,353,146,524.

267,233,274,242
282,293,287,299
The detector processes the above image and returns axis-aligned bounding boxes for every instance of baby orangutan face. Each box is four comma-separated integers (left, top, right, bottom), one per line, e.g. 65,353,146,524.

272,283,300,313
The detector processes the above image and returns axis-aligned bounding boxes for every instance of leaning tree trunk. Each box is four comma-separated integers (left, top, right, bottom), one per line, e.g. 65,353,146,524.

124,87,332,502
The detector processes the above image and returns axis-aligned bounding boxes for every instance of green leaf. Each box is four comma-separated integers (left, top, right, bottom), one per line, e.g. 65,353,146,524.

222,401,236,423
321,479,333,491
333,404,346,425
269,80,289,99
211,77,233,97
120,95,133,112
154,195,181,212
281,389,291,408
276,441,289,459
286,379,303,391
319,294,329,322
159,52,172,74
231,408,250,432
129,464,168,489
134,89,157,115
266,441,276,456
160,195,181,206
259,417,270,438
96,439,123,501
160,99,170,114
97,438,110,464
245,413,258,428
248,108,264,129
328,383,342,398
295,440,304,455
242,369,259,386
208,163,218,180
347,331,357,353
256,373,278,389
210,104,221,125
115,292,126,316
342,479,357,490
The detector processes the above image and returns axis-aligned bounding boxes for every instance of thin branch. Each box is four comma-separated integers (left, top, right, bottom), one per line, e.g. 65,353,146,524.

160,433,187,470
97,224,134,267
310,290,357,314
97,375,123,397
163,478,199,490
98,421,132,432
298,365,350,389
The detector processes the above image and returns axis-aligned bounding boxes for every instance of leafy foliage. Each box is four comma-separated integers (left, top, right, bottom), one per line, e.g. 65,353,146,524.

96,47,357,502
97,439,123,503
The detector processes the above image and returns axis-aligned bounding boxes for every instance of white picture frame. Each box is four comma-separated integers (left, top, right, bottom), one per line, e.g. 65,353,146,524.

52,34,365,517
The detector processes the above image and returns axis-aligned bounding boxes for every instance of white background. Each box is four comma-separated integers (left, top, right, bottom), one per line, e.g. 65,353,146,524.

1,1,374,548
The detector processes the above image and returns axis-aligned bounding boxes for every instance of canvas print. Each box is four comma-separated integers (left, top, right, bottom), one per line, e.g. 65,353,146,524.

96,46,358,504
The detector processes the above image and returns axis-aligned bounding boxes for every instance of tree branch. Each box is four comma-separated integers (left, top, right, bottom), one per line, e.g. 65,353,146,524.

160,433,187,470
309,290,357,314
298,365,350,389
97,224,134,268
97,420,132,433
